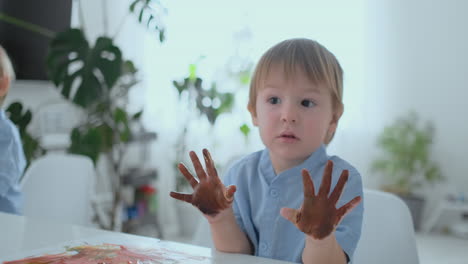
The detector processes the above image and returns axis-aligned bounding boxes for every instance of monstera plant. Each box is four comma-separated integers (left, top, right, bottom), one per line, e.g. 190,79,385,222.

6,102,46,169
1,0,166,230
47,28,141,164
48,1,165,230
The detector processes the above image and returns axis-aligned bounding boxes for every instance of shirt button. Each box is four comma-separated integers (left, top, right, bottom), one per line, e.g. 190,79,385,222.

259,242,268,251
270,188,279,198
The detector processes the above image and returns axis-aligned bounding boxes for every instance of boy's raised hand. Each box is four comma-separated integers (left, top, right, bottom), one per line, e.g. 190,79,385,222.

280,160,361,240
169,149,237,217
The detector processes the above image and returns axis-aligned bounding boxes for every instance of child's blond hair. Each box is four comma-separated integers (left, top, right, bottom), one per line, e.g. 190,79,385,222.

0,45,15,106
247,38,344,144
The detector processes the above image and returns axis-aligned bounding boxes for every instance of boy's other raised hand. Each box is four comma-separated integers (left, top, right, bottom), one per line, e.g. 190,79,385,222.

169,149,237,217
280,160,361,240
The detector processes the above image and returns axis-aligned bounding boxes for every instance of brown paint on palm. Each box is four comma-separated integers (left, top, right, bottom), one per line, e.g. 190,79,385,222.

169,149,236,216
281,160,362,240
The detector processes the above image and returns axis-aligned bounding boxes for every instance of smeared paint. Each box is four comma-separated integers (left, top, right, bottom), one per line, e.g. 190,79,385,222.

4,243,210,264
282,160,362,240
170,149,236,216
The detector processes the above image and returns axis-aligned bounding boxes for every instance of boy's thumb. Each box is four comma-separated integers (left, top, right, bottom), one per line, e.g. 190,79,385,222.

280,207,297,223
225,185,237,201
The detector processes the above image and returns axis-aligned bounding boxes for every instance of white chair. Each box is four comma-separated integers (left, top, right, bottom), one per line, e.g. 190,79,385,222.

353,189,419,264
20,153,95,227
192,189,420,264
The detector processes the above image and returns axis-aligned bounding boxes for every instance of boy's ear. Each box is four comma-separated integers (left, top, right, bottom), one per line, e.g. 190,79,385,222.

247,104,259,127
327,106,344,137
0,76,10,97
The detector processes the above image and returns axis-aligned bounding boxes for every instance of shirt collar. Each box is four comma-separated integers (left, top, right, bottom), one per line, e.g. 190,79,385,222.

259,144,329,184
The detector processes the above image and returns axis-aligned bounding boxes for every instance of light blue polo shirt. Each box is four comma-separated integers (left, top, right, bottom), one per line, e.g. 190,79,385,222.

223,145,364,263
0,109,26,215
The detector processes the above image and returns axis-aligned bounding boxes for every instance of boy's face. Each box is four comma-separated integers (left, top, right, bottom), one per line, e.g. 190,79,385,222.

0,75,10,98
250,64,340,171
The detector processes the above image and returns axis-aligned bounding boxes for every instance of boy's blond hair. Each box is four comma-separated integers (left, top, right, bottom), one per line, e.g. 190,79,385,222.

247,38,344,144
0,45,15,106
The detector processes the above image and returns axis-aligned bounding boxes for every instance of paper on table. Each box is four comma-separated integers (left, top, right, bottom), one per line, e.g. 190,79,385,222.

1,234,211,264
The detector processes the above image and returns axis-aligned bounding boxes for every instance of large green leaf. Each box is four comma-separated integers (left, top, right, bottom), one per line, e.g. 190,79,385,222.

114,107,131,143
5,102,31,133
239,123,251,138
68,124,115,165
195,82,234,125
5,101,45,168
47,28,123,108
129,0,166,42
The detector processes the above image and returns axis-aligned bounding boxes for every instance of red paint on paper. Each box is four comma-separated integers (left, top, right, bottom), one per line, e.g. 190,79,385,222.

4,243,209,264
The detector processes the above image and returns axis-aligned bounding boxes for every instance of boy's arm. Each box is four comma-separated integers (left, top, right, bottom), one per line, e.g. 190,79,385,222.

169,149,252,254
208,208,253,254
302,233,346,264
281,161,361,264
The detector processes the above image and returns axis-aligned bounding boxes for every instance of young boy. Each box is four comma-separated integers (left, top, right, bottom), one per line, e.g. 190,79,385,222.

0,45,26,215
170,38,363,264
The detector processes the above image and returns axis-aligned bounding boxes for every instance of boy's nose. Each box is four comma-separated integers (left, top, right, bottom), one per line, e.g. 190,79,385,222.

281,106,297,123
281,116,296,123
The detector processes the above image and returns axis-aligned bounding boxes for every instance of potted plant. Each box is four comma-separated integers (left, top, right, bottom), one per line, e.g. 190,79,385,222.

172,63,235,191
170,63,236,236
371,111,443,230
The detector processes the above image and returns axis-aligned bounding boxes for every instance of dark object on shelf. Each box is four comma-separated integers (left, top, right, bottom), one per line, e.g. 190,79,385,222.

130,131,157,143
122,168,158,186
0,0,72,80
122,183,164,239
121,170,163,239
397,193,425,231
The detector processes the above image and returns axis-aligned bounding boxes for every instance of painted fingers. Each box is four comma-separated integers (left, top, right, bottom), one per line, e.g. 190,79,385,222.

336,196,362,224
294,160,362,237
169,192,193,203
189,150,208,181
176,148,220,189
169,149,236,215
311,160,351,206
177,163,198,188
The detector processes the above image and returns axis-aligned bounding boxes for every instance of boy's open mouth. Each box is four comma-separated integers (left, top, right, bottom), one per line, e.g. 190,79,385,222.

279,132,298,139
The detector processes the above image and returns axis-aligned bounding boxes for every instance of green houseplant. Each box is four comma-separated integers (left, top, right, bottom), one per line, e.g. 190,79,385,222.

172,63,235,192
171,58,254,192
49,1,165,231
371,111,443,229
6,101,46,169
1,0,166,230
171,59,254,237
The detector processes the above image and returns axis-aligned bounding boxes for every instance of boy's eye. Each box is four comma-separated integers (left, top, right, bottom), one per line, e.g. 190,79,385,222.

268,97,281,104
301,99,316,108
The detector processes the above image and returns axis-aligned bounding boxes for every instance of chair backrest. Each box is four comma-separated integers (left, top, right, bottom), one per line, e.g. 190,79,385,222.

20,153,95,226
353,189,419,264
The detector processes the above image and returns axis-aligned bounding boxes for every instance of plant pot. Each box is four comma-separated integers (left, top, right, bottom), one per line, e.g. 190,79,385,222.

396,194,425,231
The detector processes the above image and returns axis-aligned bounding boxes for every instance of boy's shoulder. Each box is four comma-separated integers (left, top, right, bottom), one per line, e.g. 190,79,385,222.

327,154,360,176
227,149,264,172
0,110,16,139
222,149,264,183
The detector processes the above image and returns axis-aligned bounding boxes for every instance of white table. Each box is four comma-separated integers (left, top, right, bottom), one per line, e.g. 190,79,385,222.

0,212,292,263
